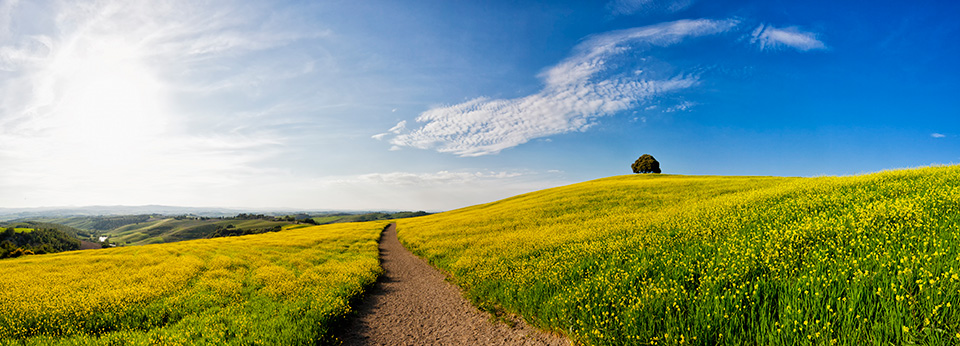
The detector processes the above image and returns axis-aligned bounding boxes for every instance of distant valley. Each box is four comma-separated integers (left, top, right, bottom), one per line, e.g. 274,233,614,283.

0,210,429,249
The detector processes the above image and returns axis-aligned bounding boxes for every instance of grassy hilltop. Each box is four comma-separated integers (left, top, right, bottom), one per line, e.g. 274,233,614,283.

397,165,960,345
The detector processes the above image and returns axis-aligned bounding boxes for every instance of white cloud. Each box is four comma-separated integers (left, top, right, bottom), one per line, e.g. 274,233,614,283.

606,0,694,16
384,19,738,157
664,100,696,112
372,120,406,140
932,133,946,138
750,24,826,51
388,120,407,133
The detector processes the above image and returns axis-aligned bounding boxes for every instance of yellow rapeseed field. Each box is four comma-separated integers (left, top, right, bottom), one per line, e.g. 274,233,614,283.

0,222,387,345
397,165,960,345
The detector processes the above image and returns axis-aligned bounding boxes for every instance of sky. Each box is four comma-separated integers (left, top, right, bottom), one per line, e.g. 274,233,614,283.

0,0,957,211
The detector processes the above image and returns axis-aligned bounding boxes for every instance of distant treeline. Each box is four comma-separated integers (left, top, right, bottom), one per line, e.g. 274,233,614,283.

3,221,82,238
315,211,430,224
235,213,316,222
0,227,80,259
237,211,430,224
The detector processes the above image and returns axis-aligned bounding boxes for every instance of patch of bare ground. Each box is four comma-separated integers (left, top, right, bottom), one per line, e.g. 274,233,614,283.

78,240,102,250
338,223,570,346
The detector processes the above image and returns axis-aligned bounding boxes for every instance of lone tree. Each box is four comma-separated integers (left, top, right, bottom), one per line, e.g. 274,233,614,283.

632,154,661,174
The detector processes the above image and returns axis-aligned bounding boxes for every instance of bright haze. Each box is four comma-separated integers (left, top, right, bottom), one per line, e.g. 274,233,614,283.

0,0,957,211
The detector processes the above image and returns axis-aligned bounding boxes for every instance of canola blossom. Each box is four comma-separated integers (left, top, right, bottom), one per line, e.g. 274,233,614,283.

397,165,960,345
0,222,387,345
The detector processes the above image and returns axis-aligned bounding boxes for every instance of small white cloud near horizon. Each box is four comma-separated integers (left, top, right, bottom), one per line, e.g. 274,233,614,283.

750,24,827,51
382,18,738,157
931,133,947,138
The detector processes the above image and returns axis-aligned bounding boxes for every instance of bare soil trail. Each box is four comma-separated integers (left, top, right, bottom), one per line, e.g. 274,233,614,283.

338,223,570,346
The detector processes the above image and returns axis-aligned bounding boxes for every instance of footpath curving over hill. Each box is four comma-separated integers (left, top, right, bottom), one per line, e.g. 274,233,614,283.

396,165,960,345
339,224,568,345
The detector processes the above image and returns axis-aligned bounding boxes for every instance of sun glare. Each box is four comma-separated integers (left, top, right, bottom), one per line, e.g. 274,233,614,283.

2,28,182,202
42,35,166,158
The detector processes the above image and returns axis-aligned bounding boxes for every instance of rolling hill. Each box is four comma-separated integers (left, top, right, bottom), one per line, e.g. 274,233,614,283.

3,165,959,345
396,165,960,345
19,212,429,246
16,215,294,245
103,217,292,245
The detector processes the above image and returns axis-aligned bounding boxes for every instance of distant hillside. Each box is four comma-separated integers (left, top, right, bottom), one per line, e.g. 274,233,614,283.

312,211,430,225
10,211,431,246
0,205,392,221
28,215,155,232
104,217,295,245
0,205,251,220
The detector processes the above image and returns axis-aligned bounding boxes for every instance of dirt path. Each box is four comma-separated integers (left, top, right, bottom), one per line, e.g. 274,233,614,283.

338,223,570,346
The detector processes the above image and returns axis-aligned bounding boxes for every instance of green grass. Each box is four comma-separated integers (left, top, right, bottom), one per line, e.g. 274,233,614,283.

312,216,347,224
397,165,960,345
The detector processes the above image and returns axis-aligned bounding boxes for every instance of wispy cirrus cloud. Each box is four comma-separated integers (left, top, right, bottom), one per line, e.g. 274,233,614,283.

372,120,405,141
380,19,738,157
605,0,695,16
750,24,826,51
664,100,696,112
931,133,946,138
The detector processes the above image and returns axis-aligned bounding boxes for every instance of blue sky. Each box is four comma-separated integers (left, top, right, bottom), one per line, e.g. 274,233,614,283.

0,0,957,210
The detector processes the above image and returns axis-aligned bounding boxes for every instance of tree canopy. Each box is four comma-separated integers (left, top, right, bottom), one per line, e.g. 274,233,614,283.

0,227,80,258
632,154,661,174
